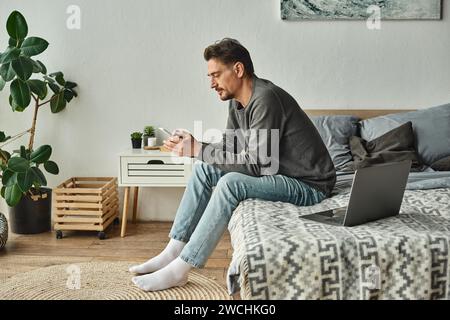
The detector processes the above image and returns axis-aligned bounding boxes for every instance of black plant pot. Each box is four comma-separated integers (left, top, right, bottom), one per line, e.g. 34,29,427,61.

131,138,142,149
9,188,52,234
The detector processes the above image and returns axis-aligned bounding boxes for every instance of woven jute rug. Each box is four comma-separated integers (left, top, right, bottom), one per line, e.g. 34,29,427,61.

0,261,232,300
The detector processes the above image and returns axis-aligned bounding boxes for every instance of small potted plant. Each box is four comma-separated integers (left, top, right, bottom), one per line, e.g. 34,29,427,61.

131,132,143,149
143,126,156,147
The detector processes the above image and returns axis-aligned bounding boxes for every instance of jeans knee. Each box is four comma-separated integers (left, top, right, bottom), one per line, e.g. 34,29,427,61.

191,161,222,187
192,161,206,176
216,172,247,200
192,161,211,180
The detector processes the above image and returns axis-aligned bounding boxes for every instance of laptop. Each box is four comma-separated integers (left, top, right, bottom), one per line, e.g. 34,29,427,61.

301,160,412,227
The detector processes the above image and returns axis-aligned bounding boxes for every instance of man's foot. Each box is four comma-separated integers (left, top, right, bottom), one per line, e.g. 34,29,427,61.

132,257,191,291
129,238,186,274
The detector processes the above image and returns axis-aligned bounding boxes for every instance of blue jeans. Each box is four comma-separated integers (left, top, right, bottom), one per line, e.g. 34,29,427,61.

169,161,326,268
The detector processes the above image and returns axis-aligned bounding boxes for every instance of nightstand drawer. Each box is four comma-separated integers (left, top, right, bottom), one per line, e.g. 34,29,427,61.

119,155,192,186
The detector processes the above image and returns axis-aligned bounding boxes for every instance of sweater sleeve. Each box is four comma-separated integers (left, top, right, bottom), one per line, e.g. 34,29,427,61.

196,93,282,176
207,107,238,153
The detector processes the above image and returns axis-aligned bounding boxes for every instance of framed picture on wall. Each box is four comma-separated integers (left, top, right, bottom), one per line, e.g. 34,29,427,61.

281,0,443,20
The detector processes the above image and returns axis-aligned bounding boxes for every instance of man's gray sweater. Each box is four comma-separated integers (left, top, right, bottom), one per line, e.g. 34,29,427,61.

196,75,336,197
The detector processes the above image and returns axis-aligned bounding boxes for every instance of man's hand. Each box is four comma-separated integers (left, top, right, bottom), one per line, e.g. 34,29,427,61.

163,129,202,158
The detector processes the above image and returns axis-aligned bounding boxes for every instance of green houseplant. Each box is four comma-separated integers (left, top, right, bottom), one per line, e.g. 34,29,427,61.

143,125,156,147
0,11,78,234
131,132,143,149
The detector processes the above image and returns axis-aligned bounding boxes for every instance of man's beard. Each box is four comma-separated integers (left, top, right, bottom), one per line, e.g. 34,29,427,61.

219,90,234,101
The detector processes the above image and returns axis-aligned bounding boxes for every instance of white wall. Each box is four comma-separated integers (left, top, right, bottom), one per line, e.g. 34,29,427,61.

1,0,449,221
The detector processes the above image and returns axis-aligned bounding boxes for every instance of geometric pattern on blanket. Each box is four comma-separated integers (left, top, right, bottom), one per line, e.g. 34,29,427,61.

228,188,450,300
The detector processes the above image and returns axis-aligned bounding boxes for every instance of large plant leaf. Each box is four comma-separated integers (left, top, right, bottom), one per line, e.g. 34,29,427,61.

17,169,34,192
10,78,31,108
20,37,49,57
30,145,52,164
9,95,26,112
50,92,66,113
1,169,15,186
30,166,47,186
5,184,23,207
0,47,21,64
5,172,18,187
0,77,5,91
11,56,33,80
36,60,47,74
56,74,65,86
44,160,59,175
64,89,74,102
31,60,42,73
50,72,65,86
28,79,48,100
7,11,28,41
0,63,16,81
48,82,60,93
7,157,30,173
64,81,77,89
1,186,5,198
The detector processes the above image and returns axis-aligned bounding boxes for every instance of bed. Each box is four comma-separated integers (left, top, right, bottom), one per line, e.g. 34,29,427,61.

226,108,450,300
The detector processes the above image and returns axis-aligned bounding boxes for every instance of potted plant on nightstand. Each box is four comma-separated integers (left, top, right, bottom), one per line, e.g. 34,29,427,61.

0,11,78,234
143,126,156,147
131,132,143,149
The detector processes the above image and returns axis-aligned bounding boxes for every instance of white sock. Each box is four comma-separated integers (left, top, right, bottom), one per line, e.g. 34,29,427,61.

129,238,186,274
132,257,192,291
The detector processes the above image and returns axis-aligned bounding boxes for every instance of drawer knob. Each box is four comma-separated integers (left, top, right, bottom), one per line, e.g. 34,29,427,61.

147,160,165,165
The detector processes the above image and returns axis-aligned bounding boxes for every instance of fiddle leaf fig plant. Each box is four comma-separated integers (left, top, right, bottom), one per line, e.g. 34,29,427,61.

0,11,78,207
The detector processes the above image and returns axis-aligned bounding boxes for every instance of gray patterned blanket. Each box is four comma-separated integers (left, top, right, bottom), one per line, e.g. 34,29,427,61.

227,180,450,299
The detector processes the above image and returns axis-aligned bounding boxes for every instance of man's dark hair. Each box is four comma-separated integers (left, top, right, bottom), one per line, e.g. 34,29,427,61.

204,38,254,77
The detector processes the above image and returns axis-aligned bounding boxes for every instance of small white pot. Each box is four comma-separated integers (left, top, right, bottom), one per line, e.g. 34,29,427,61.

147,137,157,147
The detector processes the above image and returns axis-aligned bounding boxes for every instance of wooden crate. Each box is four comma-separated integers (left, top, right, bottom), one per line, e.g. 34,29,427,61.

53,177,119,239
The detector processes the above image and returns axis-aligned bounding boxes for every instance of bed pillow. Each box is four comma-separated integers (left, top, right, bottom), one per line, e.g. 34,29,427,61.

349,121,423,171
430,156,450,171
359,103,450,165
310,115,360,171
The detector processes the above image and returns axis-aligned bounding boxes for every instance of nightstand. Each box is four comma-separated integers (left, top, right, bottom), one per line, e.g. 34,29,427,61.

118,149,193,237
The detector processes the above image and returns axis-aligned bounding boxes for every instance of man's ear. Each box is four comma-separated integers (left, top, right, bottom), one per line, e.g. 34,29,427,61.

234,62,245,78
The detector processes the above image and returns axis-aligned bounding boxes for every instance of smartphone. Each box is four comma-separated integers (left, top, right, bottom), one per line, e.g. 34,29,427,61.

159,127,184,140
158,127,173,139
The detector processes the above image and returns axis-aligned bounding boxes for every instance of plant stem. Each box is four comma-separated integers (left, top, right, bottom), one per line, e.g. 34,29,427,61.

37,94,59,107
28,97,40,151
0,152,6,166
0,129,31,149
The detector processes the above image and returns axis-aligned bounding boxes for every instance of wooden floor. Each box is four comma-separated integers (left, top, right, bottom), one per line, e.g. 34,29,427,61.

0,221,237,298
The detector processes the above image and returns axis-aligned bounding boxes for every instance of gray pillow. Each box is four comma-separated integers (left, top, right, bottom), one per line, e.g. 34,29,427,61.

359,103,450,165
350,121,423,171
430,156,450,171
310,115,360,171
